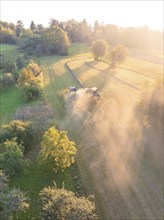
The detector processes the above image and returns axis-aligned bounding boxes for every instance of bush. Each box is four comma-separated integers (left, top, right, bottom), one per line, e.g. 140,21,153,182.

0,170,29,219
16,56,27,69
0,120,35,151
0,139,28,177
24,84,42,102
0,72,15,90
4,60,18,80
39,185,98,220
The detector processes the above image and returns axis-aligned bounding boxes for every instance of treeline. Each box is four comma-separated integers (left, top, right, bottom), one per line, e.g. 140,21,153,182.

0,19,163,56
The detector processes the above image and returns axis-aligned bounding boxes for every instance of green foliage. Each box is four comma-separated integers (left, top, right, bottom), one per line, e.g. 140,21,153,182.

4,60,18,79
17,61,42,101
0,139,28,177
0,54,5,68
0,120,35,151
41,26,69,55
16,56,27,69
26,60,42,76
39,186,97,220
24,84,42,102
64,19,92,43
41,127,77,171
0,170,29,220
16,20,24,37
90,39,109,60
0,72,15,90
17,67,40,87
0,24,16,44
110,44,128,66
30,21,36,32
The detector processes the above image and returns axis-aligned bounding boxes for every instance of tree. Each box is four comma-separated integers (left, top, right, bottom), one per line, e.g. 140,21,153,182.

110,44,128,66
0,170,29,220
30,21,36,32
0,138,28,177
16,20,24,37
49,19,59,28
41,26,69,55
90,39,109,60
0,120,35,151
0,25,16,44
39,185,98,220
41,127,77,171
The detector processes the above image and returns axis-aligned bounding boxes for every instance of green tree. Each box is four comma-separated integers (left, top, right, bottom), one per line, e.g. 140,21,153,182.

16,20,24,37
30,21,36,32
39,185,98,220
0,139,28,177
41,127,77,171
90,39,109,60
0,170,29,220
41,26,69,55
110,44,128,66
0,120,35,151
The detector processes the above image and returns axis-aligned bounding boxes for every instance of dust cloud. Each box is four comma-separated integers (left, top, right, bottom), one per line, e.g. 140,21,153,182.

64,80,163,219
65,84,143,187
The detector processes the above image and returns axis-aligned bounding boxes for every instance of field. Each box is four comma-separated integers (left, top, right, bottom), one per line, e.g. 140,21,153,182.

0,43,163,219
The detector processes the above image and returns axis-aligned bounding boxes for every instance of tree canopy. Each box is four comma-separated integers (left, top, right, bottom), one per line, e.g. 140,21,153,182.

110,44,128,66
41,127,77,171
39,185,98,220
90,39,109,60
0,170,29,220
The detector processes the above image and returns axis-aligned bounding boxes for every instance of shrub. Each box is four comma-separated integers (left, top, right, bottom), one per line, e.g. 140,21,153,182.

0,72,15,90
24,84,42,102
39,185,98,220
0,139,28,177
0,170,29,219
0,120,35,151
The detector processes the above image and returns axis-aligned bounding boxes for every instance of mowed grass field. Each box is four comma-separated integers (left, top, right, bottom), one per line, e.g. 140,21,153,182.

68,60,163,219
39,46,163,220
1,43,163,219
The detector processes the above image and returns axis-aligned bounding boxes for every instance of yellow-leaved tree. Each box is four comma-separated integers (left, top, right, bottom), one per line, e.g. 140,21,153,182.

41,127,77,171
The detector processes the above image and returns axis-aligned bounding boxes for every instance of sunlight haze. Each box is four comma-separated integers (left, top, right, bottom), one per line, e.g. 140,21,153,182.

1,1,163,31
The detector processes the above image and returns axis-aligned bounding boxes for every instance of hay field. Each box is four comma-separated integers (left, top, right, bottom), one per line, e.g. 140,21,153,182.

52,50,163,220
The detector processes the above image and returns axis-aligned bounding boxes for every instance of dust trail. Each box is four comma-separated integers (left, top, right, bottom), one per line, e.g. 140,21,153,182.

64,79,163,219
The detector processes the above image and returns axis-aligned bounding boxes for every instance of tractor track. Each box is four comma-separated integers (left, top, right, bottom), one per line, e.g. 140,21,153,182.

64,57,163,220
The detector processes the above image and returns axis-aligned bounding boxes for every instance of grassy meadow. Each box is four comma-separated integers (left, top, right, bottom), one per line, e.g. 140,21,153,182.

0,42,163,219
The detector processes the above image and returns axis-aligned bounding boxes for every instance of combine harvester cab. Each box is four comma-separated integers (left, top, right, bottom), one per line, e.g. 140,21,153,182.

85,87,102,104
